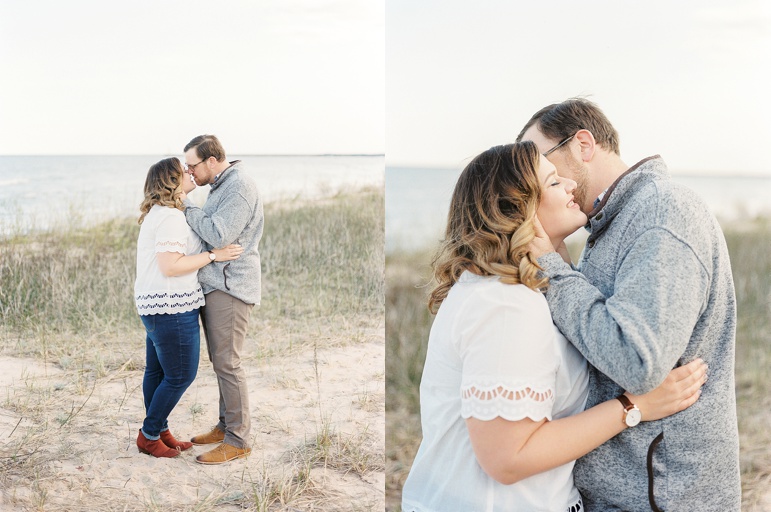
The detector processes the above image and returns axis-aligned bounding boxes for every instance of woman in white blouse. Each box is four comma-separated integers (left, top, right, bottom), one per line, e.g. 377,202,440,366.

401,142,707,511
134,157,243,458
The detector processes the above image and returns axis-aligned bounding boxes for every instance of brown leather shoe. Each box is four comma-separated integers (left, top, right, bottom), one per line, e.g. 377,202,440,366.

160,429,193,451
190,426,225,446
195,443,251,465
137,430,179,458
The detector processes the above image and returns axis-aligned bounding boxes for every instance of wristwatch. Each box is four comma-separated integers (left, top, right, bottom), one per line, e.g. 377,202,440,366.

616,394,641,427
208,251,216,262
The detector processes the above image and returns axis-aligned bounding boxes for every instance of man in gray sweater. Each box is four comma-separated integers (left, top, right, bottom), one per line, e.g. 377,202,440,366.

180,134,263,465
518,99,740,510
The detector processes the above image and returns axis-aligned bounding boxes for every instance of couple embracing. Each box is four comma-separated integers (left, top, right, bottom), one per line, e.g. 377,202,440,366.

133,135,263,465
402,99,741,510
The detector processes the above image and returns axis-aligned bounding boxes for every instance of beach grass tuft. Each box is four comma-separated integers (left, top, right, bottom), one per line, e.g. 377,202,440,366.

261,186,385,320
723,222,771,509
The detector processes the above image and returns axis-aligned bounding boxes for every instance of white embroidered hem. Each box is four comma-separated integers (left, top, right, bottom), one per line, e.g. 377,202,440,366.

155,244,187,254
135,287,205,316
568,496,583,511
460,382,555,421
136,301,203,316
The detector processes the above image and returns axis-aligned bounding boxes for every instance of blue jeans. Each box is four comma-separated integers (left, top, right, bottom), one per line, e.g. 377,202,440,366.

140,309,200,439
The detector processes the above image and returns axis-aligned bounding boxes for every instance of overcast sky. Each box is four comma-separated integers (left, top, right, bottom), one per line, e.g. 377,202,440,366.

0,0,384,156
387,0,771,175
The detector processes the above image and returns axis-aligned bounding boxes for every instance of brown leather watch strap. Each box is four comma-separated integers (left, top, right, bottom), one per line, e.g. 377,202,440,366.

616,394,634,410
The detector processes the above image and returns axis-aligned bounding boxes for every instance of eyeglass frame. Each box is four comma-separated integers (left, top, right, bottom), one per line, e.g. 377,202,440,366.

543,133,575,156
184,159,206,172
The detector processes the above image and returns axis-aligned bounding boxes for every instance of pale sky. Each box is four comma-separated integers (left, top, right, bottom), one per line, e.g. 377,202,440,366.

0,0,384,155
387,0,771,175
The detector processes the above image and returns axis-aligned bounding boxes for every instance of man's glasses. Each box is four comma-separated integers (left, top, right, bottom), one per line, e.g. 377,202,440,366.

184,159,205,172
543,134,575,156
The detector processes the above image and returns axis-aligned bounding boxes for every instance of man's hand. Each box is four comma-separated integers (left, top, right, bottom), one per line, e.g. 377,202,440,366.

527,215,556,260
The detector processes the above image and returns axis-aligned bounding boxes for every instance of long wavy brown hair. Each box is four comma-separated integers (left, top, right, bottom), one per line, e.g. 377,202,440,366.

138,157,185,225
428,141,548,313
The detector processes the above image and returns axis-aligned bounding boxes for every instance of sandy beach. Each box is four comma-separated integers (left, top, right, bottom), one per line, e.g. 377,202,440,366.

0,320,384,511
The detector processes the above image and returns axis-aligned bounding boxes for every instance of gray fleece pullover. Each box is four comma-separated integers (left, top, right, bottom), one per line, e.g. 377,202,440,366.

183,161,263,305
538,156,740,511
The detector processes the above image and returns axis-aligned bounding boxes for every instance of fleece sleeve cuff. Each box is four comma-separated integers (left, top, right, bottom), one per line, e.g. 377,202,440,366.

537,251,574,277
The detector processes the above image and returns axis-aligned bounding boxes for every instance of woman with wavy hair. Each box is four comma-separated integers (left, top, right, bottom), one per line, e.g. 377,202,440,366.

134,157,243,458
401,142,707,511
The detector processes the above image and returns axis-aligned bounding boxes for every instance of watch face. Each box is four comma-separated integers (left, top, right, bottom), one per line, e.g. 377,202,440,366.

626,408,642,427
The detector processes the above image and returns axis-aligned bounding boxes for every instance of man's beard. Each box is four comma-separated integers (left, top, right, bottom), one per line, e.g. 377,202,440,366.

565,151,590,213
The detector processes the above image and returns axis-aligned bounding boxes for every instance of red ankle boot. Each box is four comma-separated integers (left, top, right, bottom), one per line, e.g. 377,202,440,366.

137,430,179,458
160,429,193,451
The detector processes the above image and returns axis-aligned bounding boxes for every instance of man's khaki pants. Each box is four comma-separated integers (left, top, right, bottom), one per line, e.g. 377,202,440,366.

201,290,254,449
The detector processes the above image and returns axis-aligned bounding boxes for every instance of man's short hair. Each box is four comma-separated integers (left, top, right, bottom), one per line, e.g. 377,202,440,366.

184,134,227,162
517,98,620,155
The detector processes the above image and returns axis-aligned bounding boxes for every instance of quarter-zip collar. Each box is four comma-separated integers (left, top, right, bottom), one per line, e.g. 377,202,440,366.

585,155,669,242
210,160,242,192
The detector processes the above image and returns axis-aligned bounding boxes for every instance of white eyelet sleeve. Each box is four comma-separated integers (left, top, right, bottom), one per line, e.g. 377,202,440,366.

458,284,559,422
154,210,188,254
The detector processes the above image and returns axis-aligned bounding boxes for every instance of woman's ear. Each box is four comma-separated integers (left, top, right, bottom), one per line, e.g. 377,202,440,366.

574,129,596,162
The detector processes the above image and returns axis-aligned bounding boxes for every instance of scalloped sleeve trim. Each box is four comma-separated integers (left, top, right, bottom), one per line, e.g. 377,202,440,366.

155,240,187,253
460,379,555,422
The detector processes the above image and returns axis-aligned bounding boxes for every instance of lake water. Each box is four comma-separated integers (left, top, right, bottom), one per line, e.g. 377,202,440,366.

386,166,771,253
0,155,384,235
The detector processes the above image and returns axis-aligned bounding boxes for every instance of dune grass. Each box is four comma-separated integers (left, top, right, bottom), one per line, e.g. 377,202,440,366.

724,221,771,508
257,188,385,356
0,187,384,358
0,185,385,511
385,219,771,511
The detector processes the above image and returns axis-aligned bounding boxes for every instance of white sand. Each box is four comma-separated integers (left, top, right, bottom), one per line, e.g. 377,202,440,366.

0,331,384,511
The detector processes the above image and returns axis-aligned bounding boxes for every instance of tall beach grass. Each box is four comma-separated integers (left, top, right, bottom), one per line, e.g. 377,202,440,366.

385,218,771,511
0,187,384,358
259,189,385,344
